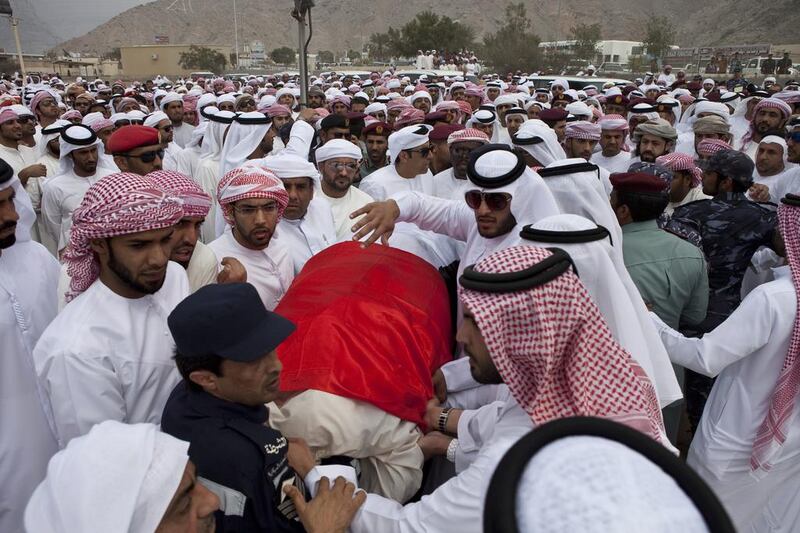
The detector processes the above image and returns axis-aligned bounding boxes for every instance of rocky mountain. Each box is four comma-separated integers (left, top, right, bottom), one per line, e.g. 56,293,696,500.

56,0,799,57
1,0,62,54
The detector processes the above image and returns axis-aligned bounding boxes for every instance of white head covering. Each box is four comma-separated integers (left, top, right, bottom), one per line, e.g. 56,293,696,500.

461,147,561,268
515,437,706,532
565,101,592,120
24,421,189,533
523,214,683,409
1,161,35,242
197,92,217,111
278,119,315,159
186,120,207,149
551,78,569,91
57,124,103,175
760,134,789,165
200,108,233,160
218,111,271,177
144,111,170,128
493,94,519,107
159,92,183,111
466,109,500,142
387,124,432,162
37,119,70,159
512,120,567,167
365,102,387,116
315,138,363,163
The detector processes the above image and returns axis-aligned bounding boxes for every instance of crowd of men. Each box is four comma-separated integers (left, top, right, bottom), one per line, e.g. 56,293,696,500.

1,61,800,533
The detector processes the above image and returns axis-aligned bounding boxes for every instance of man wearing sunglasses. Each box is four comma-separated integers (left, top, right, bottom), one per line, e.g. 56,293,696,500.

432,128,490,201
318,114,352,145
108,124,165,175
144,111,182,172
352,144,559,286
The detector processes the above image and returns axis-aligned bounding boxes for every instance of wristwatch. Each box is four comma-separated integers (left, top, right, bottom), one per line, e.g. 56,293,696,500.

438,407,452,434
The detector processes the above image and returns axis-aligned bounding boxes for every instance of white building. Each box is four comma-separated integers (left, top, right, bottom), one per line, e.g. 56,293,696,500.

539,40,643,65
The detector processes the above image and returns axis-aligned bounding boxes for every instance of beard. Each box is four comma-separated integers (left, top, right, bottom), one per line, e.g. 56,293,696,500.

0,221,16,249
108,245,165,295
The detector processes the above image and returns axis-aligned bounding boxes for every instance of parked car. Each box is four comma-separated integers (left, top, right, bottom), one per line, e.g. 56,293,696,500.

598,62,630,74
526,75,631,91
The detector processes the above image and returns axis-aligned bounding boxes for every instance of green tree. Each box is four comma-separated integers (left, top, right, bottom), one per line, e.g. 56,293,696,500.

570,23,601,62
395,11,475,57
347,49,361,63
317,50,335,63
481,3,542,74
642,15,676,62
178,45,227,73
270,46,296,65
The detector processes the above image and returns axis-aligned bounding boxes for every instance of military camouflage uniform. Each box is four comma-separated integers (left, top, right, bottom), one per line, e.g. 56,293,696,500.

665,192,777,430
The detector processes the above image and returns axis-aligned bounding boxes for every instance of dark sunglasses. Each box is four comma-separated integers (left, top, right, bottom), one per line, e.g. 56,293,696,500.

405,146,431,157
123,149,165,163
465,191,511,211
330,131,351,139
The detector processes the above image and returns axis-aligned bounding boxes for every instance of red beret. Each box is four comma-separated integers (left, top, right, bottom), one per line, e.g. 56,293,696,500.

363,121,393,137
424,111,449,125
610,172,669,194
539,108,569,122
345,111,367,121
429,123,464,142
106,125,162,154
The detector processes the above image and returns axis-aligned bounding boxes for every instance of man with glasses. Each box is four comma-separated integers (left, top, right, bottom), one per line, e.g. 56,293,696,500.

144,111,181,171
317,139,375,240
318,114,352,145
431,128,489,201
352,144,559,293
161,93,193,148
11,105,38,149
29,90,61,133
42,125,115,256
209,167,293,310
107,125,165,175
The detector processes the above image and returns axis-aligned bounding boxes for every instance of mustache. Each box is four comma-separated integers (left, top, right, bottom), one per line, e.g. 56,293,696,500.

0,221,17,231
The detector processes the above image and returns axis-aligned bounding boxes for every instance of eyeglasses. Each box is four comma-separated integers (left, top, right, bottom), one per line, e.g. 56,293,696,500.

329,162,359,173
329,131,351,139
233,202,279,216
123,149,165,163
465,191,511,211
405,146,431,157
17,116,34,124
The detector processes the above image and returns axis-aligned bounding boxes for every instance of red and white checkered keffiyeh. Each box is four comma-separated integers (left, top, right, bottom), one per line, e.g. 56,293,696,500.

217,166,289,225
656,152,703,187
459,245,666,443
63,172,184,303
696,138,732,157
564,120,601,141
147,170,211,219
741,98,793,149
751,201,800,476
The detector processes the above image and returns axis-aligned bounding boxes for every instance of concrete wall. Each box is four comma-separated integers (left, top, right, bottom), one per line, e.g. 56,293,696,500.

121,44,232,79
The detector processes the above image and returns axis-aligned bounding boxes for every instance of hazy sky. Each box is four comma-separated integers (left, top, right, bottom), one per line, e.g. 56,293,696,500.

27,0,145,40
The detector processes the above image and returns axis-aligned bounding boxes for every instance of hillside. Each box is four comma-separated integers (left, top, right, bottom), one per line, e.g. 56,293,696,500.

2,0,62,54
56,0,800,57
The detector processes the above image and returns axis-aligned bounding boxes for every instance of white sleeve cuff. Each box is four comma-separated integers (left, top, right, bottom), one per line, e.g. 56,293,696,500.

304,465,359,498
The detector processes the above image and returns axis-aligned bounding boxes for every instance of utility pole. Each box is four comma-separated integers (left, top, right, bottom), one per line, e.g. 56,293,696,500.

10,17,26,82
292,1,314,107
1,0,27,83
233,0,239,69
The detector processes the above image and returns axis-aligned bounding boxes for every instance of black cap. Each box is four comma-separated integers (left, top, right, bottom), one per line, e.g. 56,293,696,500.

697,149,754,186
320,114,350,130
168,283,295,362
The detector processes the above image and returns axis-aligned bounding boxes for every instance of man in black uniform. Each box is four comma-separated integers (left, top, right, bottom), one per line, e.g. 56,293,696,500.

665,149,779,431
161,282,361,532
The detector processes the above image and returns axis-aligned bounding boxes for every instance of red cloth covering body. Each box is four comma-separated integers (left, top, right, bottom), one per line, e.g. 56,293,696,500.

276,241,452,427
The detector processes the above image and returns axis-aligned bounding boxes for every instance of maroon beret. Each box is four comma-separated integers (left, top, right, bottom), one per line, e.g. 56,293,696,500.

345,111,367,121
610,172,670,194
424,111,449,124
362,121,393,137
106,125,162,154
539,108,569,122
686,82,703,91
429,123,464,142
606,94,629,107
